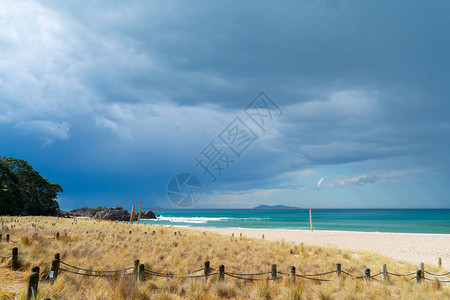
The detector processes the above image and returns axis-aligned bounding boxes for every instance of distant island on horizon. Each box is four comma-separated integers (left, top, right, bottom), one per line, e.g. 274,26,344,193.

254,205,301,209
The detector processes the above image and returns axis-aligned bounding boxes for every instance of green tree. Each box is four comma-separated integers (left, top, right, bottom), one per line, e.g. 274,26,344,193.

0,157,62,216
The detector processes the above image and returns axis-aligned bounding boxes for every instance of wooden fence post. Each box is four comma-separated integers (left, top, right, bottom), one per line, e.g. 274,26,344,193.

137,199,142,225
415,269,422,283
335,263,341,279
26,267,39,300
438,257,442,268
290,266,296,283
130,206,136,224
204,260,211,280
364,268,370,281
0,233,2,241
134,259,140,279
138,264,144,281
262,234,264,239
271,264,277,280
51,259,59,281
11,247,19,270
6,234,10,242
381,264,387,282
419,262,424,278
219,265,225,281
56,232,60,240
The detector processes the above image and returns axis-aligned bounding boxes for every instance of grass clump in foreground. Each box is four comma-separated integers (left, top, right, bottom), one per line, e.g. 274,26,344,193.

0,216,449,299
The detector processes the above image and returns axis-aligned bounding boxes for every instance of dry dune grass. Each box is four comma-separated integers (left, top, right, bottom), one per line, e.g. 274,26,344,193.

0,216,449,299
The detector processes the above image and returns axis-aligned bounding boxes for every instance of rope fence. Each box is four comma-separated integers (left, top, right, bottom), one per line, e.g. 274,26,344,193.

1,248,449,284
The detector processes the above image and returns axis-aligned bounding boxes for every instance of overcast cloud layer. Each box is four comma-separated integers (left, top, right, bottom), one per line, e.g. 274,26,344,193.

1,0,449,209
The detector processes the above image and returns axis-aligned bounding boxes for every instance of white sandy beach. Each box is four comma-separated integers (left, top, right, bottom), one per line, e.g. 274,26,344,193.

196,227,450,270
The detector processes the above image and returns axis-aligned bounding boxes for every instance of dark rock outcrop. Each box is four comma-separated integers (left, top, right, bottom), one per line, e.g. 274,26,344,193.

93,206,130,221
140,210,156,219
70,205,92,217
56,209,72,218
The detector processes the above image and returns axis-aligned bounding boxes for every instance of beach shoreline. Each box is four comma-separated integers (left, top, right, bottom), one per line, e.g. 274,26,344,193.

190,226,450,270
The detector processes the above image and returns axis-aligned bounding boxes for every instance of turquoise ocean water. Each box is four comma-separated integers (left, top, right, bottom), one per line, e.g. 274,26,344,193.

140,209,450,234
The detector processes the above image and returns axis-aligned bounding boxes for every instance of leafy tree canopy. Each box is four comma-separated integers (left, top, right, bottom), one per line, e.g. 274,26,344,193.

0,157,62,216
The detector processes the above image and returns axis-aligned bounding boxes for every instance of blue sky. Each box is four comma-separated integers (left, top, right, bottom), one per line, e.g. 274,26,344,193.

1,0,449,209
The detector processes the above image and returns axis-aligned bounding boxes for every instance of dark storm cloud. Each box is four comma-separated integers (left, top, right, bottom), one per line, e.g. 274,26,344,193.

1,0,449,207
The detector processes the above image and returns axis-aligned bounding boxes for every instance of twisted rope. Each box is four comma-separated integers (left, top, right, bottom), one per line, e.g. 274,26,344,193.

278,272,332,282
341,270,358,278
184,272,218,279
18,257,36,264
226,271,271,276
387,271,416,277
143,268,177,276
60,261,133,273
60,268,133,277
299,270,336,277
224,272,263,281
424,270,450,277
144,270,175,278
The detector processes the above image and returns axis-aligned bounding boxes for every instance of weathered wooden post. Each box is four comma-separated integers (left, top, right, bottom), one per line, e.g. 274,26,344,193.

204,261,211,281
438,257,442,268
174,232,177,236
0,233,2,241
138,264,144,281
130,206,136,224
152,231,156,235
219,265,225,281
11,247,19,270
271,264,277,280
56,232,60,240
240,233,242,237
336,263,341,279
231,233,234,238
137,199,142,225
290,266,296,283
134,259,140,279
415,269,422,283
381,264,387,282
129,231,132,235
419,262,424,278
51,259,59,281
262,234,264,239
6,233,10,242
26,268,39,300
54,253,60,268
364,268,371,282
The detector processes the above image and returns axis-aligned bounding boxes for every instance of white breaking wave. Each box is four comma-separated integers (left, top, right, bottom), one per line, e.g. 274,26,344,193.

153,216,269,224
154,216,228,224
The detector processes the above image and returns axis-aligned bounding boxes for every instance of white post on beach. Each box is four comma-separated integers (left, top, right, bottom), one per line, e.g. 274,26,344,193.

381,264,387,282
309,207,313,232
